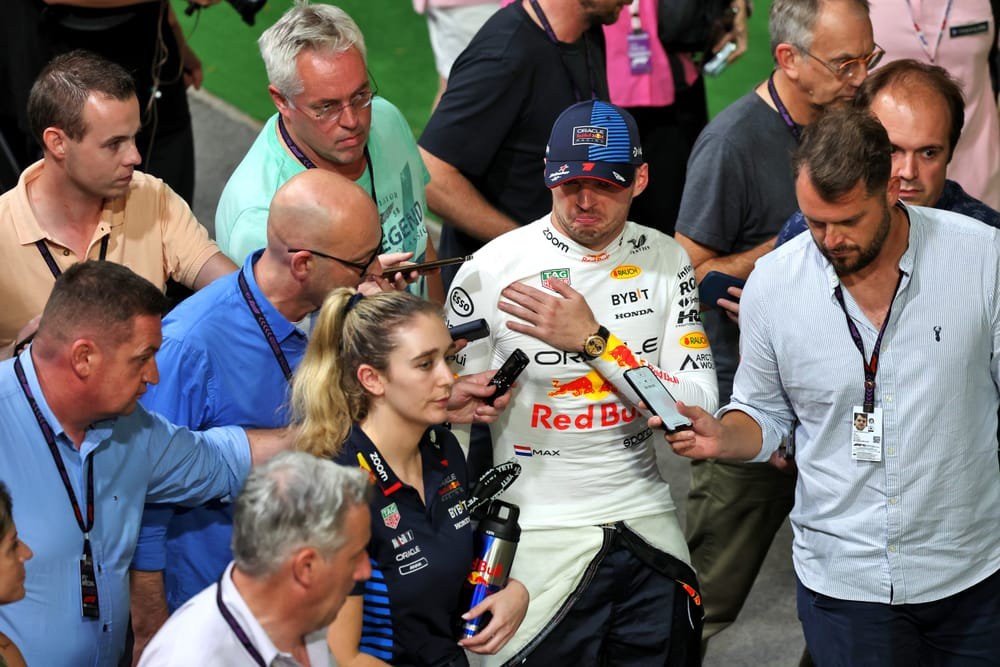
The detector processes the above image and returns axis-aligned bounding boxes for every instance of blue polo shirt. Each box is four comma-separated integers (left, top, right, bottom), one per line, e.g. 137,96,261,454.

336,424,474,666
132,250,307,610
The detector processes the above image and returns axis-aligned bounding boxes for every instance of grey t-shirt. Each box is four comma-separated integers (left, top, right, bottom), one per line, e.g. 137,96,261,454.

675,89,800,402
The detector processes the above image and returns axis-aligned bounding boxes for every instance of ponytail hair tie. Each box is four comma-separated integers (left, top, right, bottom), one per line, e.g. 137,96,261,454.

344,292,365,313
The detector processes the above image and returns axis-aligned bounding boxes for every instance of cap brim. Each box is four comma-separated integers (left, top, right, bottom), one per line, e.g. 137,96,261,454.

544,162,635,189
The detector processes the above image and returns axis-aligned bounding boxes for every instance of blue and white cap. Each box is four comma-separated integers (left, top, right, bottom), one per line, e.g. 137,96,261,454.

543,100,644,189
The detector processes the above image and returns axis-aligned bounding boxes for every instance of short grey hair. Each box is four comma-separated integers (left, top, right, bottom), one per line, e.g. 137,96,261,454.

231,452,371,578
769,0,870,57
258,1,367,100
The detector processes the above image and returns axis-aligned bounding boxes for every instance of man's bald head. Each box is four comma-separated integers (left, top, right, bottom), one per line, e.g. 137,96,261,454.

266,169,379,254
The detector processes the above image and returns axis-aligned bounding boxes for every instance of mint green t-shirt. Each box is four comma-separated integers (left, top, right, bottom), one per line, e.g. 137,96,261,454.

216,98,430,296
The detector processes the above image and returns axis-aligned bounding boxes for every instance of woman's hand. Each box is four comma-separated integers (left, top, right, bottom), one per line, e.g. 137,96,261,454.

458,578,529,654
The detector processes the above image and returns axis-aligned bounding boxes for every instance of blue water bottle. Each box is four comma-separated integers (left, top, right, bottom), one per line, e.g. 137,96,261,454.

457,499,520,639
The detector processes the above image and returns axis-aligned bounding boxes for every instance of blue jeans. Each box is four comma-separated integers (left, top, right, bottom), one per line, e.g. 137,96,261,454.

797,568,1000,666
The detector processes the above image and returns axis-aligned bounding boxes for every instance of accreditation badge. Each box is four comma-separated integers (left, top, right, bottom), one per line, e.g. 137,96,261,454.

850,406,883,462
627,32,652,75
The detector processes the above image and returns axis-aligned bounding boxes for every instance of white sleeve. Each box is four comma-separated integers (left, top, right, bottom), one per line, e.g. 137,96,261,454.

586,249,718,414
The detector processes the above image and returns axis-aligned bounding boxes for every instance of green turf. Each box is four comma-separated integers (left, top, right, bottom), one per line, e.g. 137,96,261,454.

173,0,437,134
173,0,774,134
705,1,775,116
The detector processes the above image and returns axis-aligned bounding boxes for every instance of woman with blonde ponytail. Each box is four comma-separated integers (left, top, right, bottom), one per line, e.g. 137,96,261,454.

291,288,527,667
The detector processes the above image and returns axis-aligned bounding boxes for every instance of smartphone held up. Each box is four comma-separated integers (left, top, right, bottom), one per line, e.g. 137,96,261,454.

382,255,472,278
623,366,692,433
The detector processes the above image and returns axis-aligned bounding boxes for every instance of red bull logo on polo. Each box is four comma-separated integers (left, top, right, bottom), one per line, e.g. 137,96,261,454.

607,343,639,368
548,370,614,400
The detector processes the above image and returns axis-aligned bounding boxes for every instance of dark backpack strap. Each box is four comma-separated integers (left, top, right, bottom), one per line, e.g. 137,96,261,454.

617,522,704,667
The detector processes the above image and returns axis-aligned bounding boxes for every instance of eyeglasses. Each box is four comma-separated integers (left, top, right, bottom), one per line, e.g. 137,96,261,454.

288,230,384,276
301,79,378,124
797,44,884,80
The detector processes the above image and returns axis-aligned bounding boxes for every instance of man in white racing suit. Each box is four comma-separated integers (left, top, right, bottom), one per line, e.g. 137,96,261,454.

446,100,718,666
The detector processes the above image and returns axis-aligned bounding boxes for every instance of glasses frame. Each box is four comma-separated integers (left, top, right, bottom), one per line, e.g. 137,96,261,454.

797,44,885,80
300,75,379,125
288,229,384,276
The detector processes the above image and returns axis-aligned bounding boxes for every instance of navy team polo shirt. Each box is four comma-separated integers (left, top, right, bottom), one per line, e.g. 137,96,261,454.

336,424,474,666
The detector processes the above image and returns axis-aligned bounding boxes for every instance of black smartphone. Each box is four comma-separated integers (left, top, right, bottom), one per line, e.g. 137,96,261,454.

448,319,490,343
699,271,745,308
485,349,529,407
381,255,472,277
623,366,692,433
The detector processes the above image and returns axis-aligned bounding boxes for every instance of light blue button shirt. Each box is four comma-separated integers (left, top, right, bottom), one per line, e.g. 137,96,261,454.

727,205,1000,604
0,350,252,667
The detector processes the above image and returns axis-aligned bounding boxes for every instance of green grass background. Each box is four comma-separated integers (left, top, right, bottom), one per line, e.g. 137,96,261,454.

174,0,774,134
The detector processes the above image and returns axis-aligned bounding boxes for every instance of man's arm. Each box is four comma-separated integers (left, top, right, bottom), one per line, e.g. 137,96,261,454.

245,426,297,466
421,147,520,244
191,252,238,290
675,232,776,283
663,404,764,460
157,178,236,287
129,570,170,666
498,278,718,412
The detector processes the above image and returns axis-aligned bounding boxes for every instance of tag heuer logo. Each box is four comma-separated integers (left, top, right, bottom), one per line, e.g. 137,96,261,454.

540,268,571,290
381,503,401,529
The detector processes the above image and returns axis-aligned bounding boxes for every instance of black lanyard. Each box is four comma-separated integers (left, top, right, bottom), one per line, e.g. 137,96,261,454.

767,73,802,143
832,272,904,413
216,574,268,667
14,356,100,617
277,115,378,207
528,0,598,102
35,235,109,280
237,269,293,383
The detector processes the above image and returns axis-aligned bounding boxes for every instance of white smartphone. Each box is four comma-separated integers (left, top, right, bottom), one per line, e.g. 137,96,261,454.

623,366,693,433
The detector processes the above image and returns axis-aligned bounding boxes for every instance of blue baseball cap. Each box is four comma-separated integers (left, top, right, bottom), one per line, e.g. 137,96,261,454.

543,100,644,189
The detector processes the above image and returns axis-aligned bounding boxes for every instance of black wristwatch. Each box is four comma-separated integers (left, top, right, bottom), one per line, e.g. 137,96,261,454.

582,325,610,360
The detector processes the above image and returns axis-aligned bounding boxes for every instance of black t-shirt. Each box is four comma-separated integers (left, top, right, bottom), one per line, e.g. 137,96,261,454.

419,2,609,265
674,90,800,402
5,1,189,157
336,424,474,667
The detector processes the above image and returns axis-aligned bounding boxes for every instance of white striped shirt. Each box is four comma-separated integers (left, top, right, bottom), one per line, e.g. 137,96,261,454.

727,204,1000,604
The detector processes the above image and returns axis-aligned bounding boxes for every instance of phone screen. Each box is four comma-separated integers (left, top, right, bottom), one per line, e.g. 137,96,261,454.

623,366,692,433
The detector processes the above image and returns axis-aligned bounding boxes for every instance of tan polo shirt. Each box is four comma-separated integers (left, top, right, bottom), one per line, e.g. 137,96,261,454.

0,160,220,351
